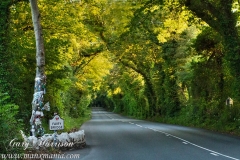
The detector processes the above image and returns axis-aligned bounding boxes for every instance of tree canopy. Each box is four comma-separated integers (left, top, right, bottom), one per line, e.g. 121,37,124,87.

1,0,240,153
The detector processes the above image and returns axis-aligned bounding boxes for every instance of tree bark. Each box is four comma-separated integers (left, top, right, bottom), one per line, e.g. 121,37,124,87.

182,0,240,99
29,0,47,136
30,0,45,79
119,59,157,117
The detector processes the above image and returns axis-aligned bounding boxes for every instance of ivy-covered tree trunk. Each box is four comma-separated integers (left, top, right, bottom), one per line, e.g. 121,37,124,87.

29,0,47,136
181,0,240,100
143,75,157,117
161,40,181,116
120,60,158,117
223,31,240,98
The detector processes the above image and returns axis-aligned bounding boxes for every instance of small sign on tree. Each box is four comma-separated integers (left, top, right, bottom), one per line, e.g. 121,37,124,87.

49,115,64,130
226,97,233,107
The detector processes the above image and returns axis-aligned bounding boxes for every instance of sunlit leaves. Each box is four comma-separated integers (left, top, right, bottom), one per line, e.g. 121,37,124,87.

154,2,190,43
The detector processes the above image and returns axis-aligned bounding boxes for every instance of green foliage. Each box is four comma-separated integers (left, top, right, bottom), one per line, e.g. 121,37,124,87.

64,87,91,118
5,0,109,133
1,0,240,138
63,113,91,132
0,92,23,154
0,0,17,94
90,0,240,135
189,27,225,109
42,109,91,133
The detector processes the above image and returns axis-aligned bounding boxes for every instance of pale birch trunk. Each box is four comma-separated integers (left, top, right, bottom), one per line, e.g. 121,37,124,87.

29,0,47,137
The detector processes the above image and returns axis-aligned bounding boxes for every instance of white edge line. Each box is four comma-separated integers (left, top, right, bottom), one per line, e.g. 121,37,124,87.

104,114,239,160
151,128,239,160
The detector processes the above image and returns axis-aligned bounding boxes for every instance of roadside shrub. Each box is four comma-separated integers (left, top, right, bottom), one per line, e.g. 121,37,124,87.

0,92,23,154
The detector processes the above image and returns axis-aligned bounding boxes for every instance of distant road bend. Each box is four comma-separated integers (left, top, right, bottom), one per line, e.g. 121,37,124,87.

56,107,240,160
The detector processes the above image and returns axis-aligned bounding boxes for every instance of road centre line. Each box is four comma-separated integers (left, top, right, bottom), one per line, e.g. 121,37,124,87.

108,114,239,160
148,128,239,160
107,115,239,160
136,124,142,127
211,153,219,156
148,127,157,131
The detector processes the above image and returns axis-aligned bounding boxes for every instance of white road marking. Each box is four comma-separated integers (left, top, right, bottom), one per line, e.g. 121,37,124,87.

211,153,219,156
136,124,142,127
106,114,239,160
148,127,157,131
146,128,239,160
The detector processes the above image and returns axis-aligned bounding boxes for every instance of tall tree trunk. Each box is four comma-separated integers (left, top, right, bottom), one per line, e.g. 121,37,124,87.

223,33,240,98
120,60,157,117
182,0,240,99
29,0,47,137
143,75,157,117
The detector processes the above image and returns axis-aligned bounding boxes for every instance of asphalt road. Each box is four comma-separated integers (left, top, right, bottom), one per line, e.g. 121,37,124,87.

58,107,240,160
